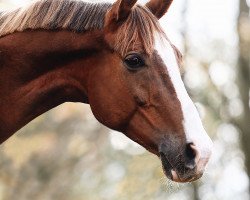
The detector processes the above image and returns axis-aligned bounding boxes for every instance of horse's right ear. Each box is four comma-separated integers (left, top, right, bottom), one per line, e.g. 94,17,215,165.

106,0,137,25
146,0,174,19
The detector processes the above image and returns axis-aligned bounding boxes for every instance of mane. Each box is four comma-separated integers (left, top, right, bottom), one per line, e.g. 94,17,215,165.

0,0,112,37
0,0,173,56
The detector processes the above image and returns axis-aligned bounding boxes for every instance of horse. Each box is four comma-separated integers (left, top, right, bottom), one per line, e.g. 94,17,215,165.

0,0,213,183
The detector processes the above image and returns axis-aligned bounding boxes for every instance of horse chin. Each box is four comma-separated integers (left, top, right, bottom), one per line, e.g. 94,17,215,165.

170,170,202,183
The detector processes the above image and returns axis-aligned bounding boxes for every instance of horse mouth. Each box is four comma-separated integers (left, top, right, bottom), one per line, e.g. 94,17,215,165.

160,152,201,183
159,152,174,180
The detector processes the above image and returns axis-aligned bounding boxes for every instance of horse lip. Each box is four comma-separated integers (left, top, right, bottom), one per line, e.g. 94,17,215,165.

159,152,174,180
171,170,188,183
171,170,202,182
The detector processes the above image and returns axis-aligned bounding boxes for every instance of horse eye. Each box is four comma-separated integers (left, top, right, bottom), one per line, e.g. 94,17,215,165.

124,54,145,70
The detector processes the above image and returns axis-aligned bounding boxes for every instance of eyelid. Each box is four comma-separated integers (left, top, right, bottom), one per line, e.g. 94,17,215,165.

124,53,146,70
125,53,145,62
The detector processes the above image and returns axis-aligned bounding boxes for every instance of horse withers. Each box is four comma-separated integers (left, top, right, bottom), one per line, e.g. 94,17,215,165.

0,0,213,182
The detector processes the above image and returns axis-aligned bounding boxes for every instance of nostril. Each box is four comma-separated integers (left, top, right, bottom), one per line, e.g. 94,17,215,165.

185,143,197,170
186,143,196,160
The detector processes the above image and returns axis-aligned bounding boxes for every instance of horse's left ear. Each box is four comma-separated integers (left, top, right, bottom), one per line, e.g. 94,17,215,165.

106,0,137,24
146,0,174,19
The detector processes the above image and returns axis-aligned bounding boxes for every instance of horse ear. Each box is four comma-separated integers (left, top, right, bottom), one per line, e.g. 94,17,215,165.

146,0,173,19
106,0,137,23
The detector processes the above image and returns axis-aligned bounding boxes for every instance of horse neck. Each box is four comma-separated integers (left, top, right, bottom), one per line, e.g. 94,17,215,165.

0,30,103,142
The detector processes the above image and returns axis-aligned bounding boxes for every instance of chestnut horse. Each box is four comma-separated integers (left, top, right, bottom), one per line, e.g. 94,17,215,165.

0,0,213,182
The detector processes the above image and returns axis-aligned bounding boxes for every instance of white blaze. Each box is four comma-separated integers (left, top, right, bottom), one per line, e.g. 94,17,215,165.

154,35,213,161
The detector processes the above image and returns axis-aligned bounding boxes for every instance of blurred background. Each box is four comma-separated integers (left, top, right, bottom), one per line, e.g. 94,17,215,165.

0,0,249,199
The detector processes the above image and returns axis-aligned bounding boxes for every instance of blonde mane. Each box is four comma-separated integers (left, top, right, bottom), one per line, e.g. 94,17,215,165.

0,0,111,37
0,0,170,55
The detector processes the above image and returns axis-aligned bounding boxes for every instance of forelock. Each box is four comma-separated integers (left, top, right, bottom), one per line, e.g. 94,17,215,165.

114,5,166,56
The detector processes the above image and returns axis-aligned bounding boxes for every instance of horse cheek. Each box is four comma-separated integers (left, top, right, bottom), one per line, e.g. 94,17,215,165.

87,76,135,131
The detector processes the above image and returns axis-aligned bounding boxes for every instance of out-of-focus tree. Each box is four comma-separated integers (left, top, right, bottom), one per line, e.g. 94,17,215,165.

178,0,249,199
237,0,250,185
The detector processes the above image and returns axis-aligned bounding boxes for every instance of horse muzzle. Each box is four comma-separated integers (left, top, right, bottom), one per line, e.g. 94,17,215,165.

160,142,212,183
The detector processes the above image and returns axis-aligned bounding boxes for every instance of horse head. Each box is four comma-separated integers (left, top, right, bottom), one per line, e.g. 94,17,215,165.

0,0,213,183
87,0,213,182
